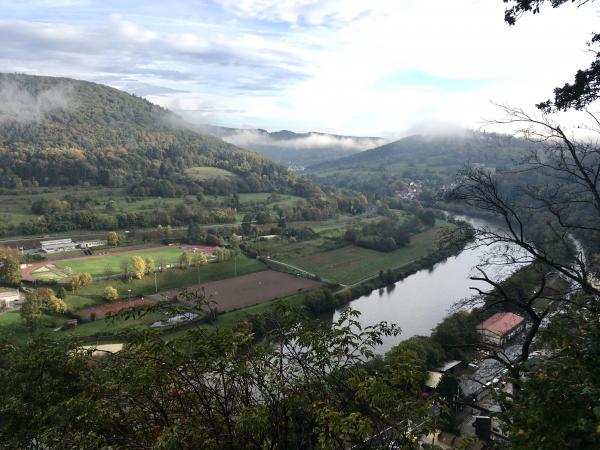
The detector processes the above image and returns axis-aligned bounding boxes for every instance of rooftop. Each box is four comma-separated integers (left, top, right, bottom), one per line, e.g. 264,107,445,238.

477,312,524,337
438,360,461,373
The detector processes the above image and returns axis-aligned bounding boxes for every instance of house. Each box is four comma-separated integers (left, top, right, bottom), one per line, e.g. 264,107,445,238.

40,238,78,253
0,290,22,309
477,312,525,346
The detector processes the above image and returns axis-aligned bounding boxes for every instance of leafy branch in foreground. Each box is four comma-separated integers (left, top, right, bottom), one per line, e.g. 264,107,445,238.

0,302,443,449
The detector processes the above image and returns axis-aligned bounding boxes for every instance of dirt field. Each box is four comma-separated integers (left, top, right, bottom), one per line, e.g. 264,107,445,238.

77,298,153,321
151,270,322,312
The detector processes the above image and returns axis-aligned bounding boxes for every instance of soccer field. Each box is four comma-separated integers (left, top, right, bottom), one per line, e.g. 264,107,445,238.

53,246,188,277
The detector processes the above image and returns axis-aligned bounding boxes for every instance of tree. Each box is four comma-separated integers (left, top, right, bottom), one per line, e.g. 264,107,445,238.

178,252,192,269
103,286,119,302
144,256,156,274
19,290,43,329
191,252,208,267
241,213,253,235
0,247,21,286
56,286,67,300
230,233,241,276
0,305,440,449
130,256,146,280
417,209,436,228
119,260,129,279
69,273,92,292
450,106,600,446
214,246,231,262
503,0,600,111
107,231,120,246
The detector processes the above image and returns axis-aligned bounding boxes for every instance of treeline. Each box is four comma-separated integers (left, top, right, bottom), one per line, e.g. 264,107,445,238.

344,210,435,252
0,206,240,237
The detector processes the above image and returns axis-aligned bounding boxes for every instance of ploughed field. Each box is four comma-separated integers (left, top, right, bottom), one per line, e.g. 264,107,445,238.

151,270,322,312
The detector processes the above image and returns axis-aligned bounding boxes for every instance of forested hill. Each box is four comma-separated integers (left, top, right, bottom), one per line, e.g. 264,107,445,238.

0,74,315,197
306,132,534,192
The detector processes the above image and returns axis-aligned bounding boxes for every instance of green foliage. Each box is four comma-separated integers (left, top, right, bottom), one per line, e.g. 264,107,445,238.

303,289,337,316
0,307,438,448
56,286,67,300
503,0,600,111
0,247,21,286
345,215,416,252
19,291,43,329
502,304,600,449
430,311,479,363
20,288,68,328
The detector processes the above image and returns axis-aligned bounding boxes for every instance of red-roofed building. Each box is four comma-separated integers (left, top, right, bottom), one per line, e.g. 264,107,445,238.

476,312,525,346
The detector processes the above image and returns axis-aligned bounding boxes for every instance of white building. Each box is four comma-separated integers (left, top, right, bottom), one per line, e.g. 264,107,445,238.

78,240,107,249
0,290,21,309
40,239,78,253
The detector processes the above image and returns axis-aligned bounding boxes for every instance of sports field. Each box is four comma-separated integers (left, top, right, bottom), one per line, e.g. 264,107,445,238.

53,247,190,277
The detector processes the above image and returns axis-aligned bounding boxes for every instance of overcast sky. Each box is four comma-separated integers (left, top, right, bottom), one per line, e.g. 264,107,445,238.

0,0,597,136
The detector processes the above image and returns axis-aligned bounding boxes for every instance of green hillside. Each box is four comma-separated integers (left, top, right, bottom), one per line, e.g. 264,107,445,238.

307,132,533,193
0,73,311,197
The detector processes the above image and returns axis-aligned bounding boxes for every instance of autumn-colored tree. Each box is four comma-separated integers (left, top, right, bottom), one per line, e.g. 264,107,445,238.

130,256,146,280
70,273,92,292
103,286,119,302
144,256,156,274
107,231,120,246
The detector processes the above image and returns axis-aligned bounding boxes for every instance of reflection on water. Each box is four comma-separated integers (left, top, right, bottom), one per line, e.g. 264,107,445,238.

333,215,520,354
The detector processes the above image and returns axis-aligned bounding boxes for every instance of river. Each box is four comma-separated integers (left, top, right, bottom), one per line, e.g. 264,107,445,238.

332,215,522,354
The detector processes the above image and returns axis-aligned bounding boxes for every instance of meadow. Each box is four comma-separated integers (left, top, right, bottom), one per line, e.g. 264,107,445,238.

261,220,455,285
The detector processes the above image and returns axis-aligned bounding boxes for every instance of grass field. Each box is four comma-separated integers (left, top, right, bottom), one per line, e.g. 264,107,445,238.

263,220,455,285
66,310,170,338
185,166,238,181
64,255,266,309
53,246,187,278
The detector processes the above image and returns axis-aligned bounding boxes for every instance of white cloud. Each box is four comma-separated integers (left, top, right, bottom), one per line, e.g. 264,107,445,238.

0,0,597,135
216,0,374,25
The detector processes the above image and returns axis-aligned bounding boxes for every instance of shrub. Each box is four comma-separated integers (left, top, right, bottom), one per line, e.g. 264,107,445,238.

103,286,119,302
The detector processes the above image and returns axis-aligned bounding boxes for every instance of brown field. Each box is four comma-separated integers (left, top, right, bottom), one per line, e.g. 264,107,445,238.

77,298,153,321
153,270,322,312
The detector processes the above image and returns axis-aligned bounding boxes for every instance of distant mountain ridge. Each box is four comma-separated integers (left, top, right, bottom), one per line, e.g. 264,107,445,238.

195,124,386,167
0,73,314,197
307,131,534,193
